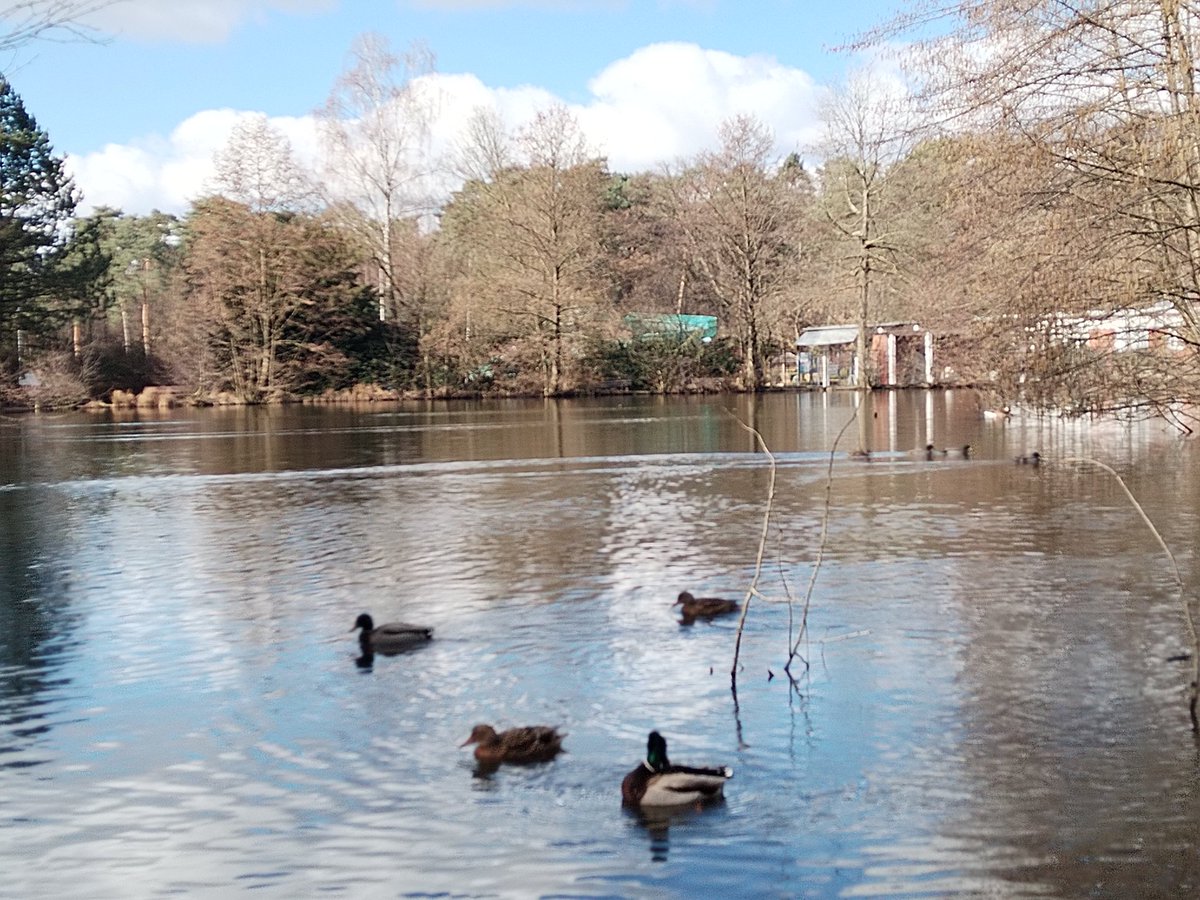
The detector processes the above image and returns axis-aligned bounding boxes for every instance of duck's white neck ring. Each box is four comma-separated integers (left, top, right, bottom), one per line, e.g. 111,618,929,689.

642,760,656,773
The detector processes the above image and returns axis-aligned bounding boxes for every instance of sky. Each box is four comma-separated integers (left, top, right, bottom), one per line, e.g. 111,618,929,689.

1,0,907,217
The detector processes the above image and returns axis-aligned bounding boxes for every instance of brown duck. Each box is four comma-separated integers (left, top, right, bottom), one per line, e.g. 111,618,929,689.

621,731,732,808
674,591,739,624
460,724,566,765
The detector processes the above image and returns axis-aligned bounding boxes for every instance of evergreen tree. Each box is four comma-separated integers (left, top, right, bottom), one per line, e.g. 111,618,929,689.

0,75,98,368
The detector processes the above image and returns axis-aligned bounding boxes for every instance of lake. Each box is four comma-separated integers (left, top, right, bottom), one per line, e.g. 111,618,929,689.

3,390,1200,897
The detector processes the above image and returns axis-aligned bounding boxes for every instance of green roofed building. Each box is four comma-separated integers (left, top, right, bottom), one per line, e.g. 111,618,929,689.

623,313,718,343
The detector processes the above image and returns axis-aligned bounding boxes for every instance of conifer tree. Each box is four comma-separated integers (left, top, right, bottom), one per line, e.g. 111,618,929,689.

0,75,101,368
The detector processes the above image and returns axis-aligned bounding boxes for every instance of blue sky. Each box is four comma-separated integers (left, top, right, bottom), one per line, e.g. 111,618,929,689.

2,0,905,216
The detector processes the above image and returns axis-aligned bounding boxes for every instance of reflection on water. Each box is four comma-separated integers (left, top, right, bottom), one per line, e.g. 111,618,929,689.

2,391,1199,896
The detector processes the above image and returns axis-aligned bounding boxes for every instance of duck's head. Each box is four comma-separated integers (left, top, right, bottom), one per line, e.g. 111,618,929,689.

673,592,695,606
646,731,670,770
352,613,374,633
461,724,498,747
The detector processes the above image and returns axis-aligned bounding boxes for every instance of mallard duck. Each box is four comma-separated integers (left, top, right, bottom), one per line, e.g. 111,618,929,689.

907,443,935,460
621,731,732,808
848,448,871,460
351,613,433,653
674,591,739,624
944,444,971,459
460,723,566,765
1016,451,1042,465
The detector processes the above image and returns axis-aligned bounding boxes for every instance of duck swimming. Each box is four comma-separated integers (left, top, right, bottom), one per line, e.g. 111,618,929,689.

621,731,732,808
351,613,433,653
944,444,971,459
674,591,739,624
907,444,935,460
460,723,566,765
1016,451,1042,465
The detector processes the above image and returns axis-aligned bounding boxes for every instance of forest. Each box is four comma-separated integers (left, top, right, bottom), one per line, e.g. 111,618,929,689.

6,2,1200,433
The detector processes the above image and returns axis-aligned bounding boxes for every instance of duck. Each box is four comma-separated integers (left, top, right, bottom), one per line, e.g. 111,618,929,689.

1016,451,1042,466
351,613,433,653
944,444,971,459
907,443,935,460
621,731,733,808
460,723,566,765
848,448,871,460
674,591,739,624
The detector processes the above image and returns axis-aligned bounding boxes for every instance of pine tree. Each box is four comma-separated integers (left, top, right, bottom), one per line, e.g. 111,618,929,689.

0,75,100,369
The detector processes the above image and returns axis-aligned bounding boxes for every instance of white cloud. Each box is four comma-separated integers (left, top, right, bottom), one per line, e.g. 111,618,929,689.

68,42,829,216
581,42,825,168
67,108,322,214
79,0,334,43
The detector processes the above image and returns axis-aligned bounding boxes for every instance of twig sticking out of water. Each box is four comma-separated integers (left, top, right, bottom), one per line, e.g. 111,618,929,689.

726,413,777,696
1060,456,1200,733
784,411,859,682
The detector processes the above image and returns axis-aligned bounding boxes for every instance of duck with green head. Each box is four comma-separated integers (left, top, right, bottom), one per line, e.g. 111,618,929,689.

621,731,732,808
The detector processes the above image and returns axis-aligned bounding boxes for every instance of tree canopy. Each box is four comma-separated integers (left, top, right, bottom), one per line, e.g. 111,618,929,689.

0,75,105,369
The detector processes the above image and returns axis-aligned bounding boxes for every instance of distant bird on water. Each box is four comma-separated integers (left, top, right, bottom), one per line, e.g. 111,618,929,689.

621,731,732,808
944,444,971,459
351,613,433,653
674,591,740,624
848,448,871,460
1016,451,1042,466
907,444,935,460
460,724,566,765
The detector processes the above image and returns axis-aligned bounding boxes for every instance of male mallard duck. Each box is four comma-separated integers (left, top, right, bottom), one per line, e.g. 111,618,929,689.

1016,451,1042,466
907,443,935,460
460,723,566,765
621,731,732,808
674,591,739,624
944,444,971,459
351,613,433,653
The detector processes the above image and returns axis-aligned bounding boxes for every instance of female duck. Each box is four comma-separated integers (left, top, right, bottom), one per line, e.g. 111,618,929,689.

621,731,732,808
460,723,566,765
351,613,433,653
674,591,739,624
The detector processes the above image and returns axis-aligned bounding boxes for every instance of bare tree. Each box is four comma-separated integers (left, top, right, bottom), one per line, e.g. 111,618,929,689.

816,72,917,392
0,1,115,52
318,33,436,324
666,115,809,390
443,104,613,395
879,0,1200,426
188,118,334,401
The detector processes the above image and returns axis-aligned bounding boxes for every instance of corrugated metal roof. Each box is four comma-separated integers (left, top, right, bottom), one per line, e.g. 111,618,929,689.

796,325,859,346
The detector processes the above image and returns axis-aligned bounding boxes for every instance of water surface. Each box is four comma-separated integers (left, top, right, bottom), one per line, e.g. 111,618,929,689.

3,391,1199,897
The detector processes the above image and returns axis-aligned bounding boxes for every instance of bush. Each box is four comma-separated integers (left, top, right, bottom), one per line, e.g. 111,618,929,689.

579,336,741,392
